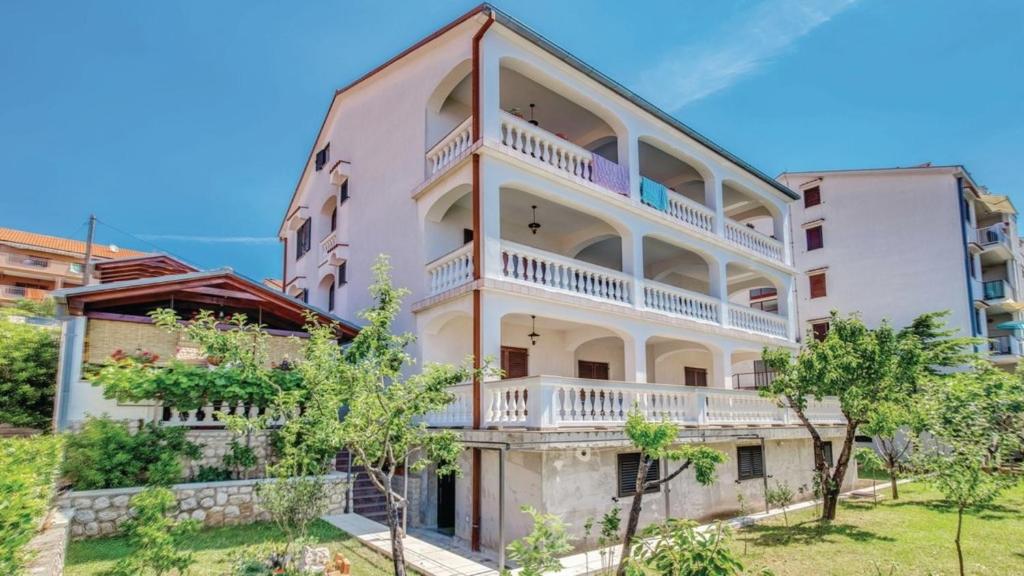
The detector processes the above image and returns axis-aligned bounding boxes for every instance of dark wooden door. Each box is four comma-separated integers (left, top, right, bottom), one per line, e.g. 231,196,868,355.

501,346,529,379
578,360,610,380
436,473,455,534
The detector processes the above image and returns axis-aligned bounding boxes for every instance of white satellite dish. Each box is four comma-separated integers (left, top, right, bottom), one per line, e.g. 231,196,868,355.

109,244,119,253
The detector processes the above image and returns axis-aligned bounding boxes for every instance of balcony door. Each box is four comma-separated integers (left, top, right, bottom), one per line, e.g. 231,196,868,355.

578,360,610,380
501,346,529,379
684,367,708,387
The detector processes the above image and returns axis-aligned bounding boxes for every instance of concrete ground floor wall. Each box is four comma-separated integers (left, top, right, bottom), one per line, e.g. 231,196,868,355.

413,427,854,553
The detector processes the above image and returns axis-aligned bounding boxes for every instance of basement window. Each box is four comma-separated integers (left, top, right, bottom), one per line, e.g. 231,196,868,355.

617,453,660,497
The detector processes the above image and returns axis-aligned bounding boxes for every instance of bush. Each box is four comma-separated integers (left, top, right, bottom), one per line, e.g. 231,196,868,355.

0,318,59,429
100,487,199,576
257,476,330,554
62,417,201,490
625,519,771,576
0,435,64,575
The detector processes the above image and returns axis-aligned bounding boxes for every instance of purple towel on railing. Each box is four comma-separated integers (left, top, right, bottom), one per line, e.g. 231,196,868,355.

591,154,630,196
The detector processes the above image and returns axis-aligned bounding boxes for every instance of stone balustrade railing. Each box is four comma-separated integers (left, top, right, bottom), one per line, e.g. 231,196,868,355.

724,219,784,262
727,304,789,339
426,117,473,176
499,112,595,183
427,243,474,295
319,232,339,265
665,190,716,233
160,403,287,428
500,240,632,305
424,376,845,430
642,280,720,325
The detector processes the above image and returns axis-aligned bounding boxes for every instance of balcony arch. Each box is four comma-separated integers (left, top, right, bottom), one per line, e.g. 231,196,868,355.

637,136,715,208
425,59,472,150
422,310,473,367
424,183,474,264
642,236,717,295
726,262,788,339
645,336,719,387
722,178,784,241
499,313,627,379
317,273,336,312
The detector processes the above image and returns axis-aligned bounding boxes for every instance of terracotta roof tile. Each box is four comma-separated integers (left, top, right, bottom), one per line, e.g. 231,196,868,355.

0,227,148,260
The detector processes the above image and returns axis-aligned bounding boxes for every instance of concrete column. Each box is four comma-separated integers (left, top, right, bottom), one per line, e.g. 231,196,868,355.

624,334,648,384
711,256,730,328
621,231,645,308
713,343,734,389
479,39,501,145
480,157,503,281
708,174,725,237
625,129,641,203
777,273,797,341
480,295,502,382
779,207,794,266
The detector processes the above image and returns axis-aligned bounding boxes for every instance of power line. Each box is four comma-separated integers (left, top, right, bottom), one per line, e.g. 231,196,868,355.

92,218,197,267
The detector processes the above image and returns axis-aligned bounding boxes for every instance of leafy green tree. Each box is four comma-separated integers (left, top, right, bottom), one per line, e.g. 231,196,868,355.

617,409,725,576
101,487,199,576
859,401,922,500
854,448,885,505
764,481,794,526
2,297,56,318
504,506,573,576
761,311,970,521
0,318,58,429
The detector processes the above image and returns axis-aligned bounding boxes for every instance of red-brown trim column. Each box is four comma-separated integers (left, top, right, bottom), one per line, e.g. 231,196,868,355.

470,8,494,553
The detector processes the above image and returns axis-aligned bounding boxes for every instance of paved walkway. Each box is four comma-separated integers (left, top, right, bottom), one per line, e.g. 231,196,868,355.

324,478,915,576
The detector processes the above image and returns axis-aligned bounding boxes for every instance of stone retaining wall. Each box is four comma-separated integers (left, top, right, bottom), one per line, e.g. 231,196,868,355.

185,429,274,477
25,509,71,576
57,473,348,540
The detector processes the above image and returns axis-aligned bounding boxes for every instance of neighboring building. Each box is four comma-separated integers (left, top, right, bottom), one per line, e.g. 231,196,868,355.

51,254,359,432
780,165,1023,368
0,227,147,306
278,4,851,553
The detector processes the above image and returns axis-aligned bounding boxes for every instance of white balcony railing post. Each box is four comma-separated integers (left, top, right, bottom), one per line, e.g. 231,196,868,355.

498,112,594,183
642,280,720,325
499,241,632,306
723,219,784,262
426,243,474,295
727,304,789,339
426,117,474,176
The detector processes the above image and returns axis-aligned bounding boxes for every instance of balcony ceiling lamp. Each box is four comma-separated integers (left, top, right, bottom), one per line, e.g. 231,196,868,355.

528,315,540,346
529,103,538,126
528,205,541,235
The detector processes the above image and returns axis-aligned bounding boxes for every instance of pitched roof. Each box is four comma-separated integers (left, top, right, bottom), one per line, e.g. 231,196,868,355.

0,227,147,260
93,254,200,283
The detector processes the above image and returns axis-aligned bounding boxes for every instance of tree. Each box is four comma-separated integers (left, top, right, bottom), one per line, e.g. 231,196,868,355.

859,401,922,500
504,506,573,576
760,311,967,521
617,409,725,576
296,256,488,576
0,318,58,429
916,368,1023,576
624,520,761,576
854,448,884,505
101,487,199,576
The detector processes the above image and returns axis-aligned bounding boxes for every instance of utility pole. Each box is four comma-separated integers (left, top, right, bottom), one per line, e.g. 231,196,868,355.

82,214,96,285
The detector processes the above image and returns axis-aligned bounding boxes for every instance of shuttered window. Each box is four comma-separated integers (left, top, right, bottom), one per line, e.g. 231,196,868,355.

501,347,529,379
296,219,312,259
617,453,660,497
315,143,330,171
811,321,830,342
327,287,335,312
578,360,610,380
809,272,827,299
822,441,834,467
737,445,765,480
337,262,347,287
339,179,349,203
806,225,824,250
330,207,337,232
804,186,821,208
684,367,708,387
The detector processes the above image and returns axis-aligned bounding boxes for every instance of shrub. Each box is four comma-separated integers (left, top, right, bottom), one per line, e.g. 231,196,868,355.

765,481,795,526
625,520,771,576
100,487,199,576
63,417,201,490
0,435,64,575
0,317,59,429
257,476,330,554
505,506,573,576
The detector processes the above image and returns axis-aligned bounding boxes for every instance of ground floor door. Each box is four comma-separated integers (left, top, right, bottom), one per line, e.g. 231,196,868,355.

501,346,529,379
436,472,456,535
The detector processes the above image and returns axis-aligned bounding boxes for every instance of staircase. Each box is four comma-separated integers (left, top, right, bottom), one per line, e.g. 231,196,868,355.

335,450,402,525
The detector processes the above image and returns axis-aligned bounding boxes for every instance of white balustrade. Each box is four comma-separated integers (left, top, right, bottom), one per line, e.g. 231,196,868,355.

500,241,632,305
727,304,788,339
427,243,474,295
425,376,846,430
160,403,287,428
642,281,719,324
422,383,473,427
319,232,338,264
665,191,715,233
499,112,594,183
426,117,473,176
724,219,784,262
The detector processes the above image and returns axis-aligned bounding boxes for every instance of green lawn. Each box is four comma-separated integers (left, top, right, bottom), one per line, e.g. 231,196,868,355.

65,520,393,576
732,481,1024,575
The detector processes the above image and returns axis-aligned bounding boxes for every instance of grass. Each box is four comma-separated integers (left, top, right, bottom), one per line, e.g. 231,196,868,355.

65,520,393,576
731,481,1024,575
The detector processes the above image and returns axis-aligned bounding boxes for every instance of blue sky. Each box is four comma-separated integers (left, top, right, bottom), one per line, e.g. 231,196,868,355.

1,0,1021,281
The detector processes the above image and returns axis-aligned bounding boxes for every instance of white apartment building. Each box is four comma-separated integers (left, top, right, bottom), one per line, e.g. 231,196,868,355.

279,4,852,555
781,165,1023,367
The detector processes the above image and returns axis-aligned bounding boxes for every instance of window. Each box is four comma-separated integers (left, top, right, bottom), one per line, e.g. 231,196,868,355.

298,288,309,304
500,347,529,379
811,321,830,342
617,453,660,497
806,225,824,251
822,441,834,467
804,185,821,208
737,445,765,481
684,367,708,387
327,286,335,312
809,272,827,299
751,299,779,313
69,262,84,274
337,262,347,287
330,207,337,232
315,143,330,171
749,287,777,300
578,360,610,380
295,219,312,259
463,228,474,244
339,179,349,203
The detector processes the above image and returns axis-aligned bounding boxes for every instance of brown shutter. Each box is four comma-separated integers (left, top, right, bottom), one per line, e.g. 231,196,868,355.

806,226,824,250
578,360,610,380
804,186,821,207
684,367,708,387
501,347,529,379
809,272,827,298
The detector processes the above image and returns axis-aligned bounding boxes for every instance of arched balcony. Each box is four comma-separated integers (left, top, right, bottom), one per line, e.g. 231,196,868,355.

722,180,786,262
425,61,473,177
726,262,788,339
637,139,716,234
640,236,719,326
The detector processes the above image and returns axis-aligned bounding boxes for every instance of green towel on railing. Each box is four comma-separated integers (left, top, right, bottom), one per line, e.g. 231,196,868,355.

641,176,668,212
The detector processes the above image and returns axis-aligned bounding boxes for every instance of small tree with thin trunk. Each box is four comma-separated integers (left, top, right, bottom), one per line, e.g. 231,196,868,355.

616,409,725,576
761,312,932,521
859,402,922,500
